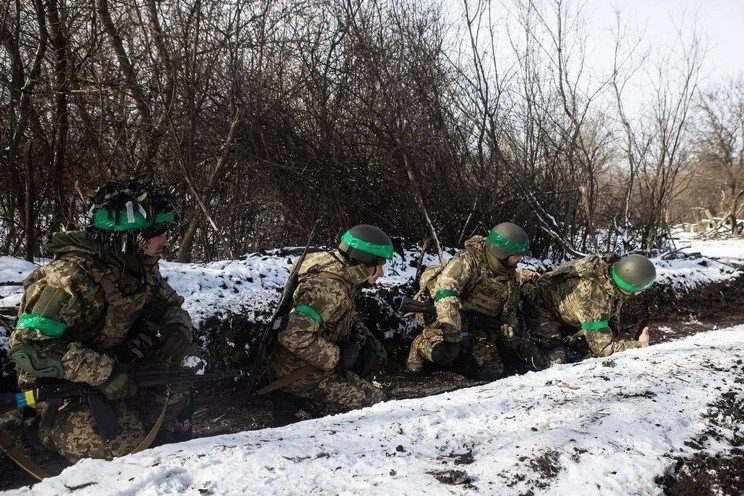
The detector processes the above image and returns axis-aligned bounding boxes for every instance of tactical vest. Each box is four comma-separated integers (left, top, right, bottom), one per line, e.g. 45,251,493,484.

418,237,517,318
294,251,364,343
59,251,157,350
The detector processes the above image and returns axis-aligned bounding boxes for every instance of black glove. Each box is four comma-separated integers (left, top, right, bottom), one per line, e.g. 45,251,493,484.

338,341,361,371
99,363,137,400
430,341,460,366
114,331,156,363
354,337,387,378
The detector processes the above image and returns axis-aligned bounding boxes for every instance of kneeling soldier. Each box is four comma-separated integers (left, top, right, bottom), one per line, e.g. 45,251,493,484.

266,224,391,416
520,253,656,366
9,178,202,461
406,223,538,380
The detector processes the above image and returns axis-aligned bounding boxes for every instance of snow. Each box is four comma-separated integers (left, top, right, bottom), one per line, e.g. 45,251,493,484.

2,237,742,329
1,237,743,494
5,325,744,496
0,257,39,309
673,232,744,268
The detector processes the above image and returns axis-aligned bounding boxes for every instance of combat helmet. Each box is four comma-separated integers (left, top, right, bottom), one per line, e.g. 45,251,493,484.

338,224,394,266
486,222,530,260
86,177,178,254
611,254,656,293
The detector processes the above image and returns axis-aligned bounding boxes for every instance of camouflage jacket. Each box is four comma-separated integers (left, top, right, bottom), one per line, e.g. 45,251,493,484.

275,251,371,371
419,236,520,339
10,231,189,388
523,254,641,356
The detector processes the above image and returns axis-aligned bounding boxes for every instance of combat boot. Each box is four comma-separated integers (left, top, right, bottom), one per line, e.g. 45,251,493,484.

406,335,425,373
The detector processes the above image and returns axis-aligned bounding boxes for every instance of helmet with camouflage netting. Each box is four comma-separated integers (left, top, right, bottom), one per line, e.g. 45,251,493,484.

86,177,178,254
338,224,394,266
611,254,656,293
486,222,530,260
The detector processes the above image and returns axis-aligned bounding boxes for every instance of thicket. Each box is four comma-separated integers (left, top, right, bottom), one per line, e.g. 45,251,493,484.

1,0,742,262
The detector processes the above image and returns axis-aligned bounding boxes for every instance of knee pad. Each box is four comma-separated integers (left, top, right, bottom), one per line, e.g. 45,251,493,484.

10,343,63,378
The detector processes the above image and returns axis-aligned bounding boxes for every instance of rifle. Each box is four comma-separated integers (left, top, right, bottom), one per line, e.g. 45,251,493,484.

398,296,502,330
1,368,243,424
0,368,241,480
245,220,320,395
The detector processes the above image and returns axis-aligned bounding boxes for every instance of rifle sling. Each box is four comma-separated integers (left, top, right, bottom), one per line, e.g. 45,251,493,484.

131,387,170,454
258,364,316,396
0,428,50,481
88,393,122,441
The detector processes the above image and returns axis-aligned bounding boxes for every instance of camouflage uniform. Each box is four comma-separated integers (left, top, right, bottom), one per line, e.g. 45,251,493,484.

408,236,528,380
9,231,202,460
266,251,386,415
521,254,642,365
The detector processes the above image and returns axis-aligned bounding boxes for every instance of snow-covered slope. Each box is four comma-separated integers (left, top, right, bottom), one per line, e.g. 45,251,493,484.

6,325,744,496
2,237,743,494
2,238,741,329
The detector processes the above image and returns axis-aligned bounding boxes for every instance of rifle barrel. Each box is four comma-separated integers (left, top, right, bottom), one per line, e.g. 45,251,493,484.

1,370,243,412
398,296,436,314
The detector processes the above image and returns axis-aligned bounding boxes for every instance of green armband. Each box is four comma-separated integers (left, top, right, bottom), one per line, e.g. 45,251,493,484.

294,304,322,324
434,289,459,301
16,313,68,337
580,320,610,332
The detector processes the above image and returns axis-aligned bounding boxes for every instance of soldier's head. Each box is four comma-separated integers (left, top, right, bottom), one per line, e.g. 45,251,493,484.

338,224,394,284
486,222,529,267
611,254,656,294
86,177,178,257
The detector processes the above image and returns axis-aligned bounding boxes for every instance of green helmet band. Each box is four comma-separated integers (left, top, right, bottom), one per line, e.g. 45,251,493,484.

611,265,654,293
340,231,393,260
486,230,529,253
92,208,176,232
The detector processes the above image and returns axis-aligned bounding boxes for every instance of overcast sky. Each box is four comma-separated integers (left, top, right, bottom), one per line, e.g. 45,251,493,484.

590,0,744,84
440,0,744,117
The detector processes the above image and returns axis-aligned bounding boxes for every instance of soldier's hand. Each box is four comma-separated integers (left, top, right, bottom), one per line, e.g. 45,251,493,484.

159,323,192,357
354,336,387,378
338,341,361,371
115,331,156,363
440,323,461,343
99,363,137,400
637,326,650,347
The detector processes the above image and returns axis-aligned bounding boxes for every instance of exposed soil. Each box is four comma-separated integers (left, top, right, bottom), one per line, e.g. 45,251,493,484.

2,273,743,493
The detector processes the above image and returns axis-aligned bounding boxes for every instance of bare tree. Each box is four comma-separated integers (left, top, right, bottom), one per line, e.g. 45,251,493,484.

612,14,704,251
694,78,744,235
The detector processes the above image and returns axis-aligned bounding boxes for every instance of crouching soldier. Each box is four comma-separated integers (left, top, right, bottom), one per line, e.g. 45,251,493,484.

405,223,541,380
520,253,656,367
266,224,391,416
8,178,203,461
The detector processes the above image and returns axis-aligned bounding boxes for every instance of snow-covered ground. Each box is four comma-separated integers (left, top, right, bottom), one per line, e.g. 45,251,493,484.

673,232,744,270
1,236,743,495
5,325,744,496
2,237,742,328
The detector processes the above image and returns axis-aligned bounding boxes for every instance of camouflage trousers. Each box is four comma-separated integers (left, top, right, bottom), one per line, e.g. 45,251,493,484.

40,343,203,461
520,297,583,366
268,348,386,416
409,326,505,381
